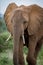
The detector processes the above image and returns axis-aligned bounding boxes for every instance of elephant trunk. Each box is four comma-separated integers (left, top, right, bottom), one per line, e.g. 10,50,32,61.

13,22,24,65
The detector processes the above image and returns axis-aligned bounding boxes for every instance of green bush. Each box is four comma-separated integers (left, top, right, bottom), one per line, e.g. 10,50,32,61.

0,56,13,65
0,17,7,33
0,32,13,52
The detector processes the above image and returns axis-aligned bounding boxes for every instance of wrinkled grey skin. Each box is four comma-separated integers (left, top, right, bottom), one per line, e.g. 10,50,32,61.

4,3,43,65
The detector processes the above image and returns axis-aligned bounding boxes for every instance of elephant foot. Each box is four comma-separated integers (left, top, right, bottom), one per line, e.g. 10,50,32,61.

19,59,25,65
13,59,25,65
28,62,36,65
26,56,36,65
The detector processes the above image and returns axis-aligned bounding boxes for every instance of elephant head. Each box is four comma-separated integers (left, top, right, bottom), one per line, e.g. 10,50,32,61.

4,3,18,35
12,4,43,37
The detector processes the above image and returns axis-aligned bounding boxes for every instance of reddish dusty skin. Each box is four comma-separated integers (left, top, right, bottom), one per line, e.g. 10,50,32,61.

4,3,43,65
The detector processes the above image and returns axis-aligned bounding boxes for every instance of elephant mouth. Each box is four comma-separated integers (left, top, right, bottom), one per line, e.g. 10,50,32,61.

22,28,29,47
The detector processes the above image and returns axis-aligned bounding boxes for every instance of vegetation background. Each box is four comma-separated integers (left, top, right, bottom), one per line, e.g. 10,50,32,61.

0,14,43,65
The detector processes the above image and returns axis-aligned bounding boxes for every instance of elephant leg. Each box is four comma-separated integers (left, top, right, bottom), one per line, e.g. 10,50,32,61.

34,39,43,60
26,36,37,65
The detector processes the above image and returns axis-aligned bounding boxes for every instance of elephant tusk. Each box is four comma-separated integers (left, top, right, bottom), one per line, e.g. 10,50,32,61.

22,35,25,44
6,34,11,42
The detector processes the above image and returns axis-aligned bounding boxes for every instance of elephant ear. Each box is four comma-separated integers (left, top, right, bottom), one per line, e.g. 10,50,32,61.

28,7,43,35
4,3,18,35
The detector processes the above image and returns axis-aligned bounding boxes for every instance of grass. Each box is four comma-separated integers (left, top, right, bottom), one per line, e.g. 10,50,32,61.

0,31,43,65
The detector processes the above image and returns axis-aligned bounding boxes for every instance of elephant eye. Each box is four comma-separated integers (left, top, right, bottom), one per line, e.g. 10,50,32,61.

23,21,27,24
6,23,7,26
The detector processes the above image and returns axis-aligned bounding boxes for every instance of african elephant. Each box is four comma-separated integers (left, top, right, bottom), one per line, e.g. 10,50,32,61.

4,3,43,65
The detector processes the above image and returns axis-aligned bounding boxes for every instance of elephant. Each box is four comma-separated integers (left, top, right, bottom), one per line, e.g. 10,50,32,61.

4,3,43,65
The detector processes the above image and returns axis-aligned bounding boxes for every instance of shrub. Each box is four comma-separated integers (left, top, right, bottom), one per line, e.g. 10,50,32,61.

0,32,13,52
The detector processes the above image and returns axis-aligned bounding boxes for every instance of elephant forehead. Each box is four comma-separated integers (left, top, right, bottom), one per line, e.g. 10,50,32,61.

12,10,24,22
